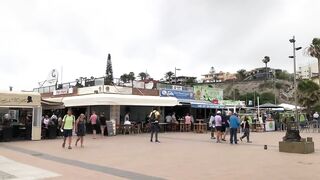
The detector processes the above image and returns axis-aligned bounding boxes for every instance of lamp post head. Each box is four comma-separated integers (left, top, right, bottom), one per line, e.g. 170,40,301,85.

289,39,295,43
295,47,302,51
289,56,294,58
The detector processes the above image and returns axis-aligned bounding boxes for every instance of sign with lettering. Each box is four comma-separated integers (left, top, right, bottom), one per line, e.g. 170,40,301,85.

0,92,41,106
53,88,74,96
160,89,194,99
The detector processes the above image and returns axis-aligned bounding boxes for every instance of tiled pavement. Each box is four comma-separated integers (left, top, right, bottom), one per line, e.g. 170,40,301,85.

1,132,320,180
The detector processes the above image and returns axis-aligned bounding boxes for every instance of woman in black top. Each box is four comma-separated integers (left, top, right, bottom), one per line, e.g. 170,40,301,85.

99,113,107,136
75,114,86,147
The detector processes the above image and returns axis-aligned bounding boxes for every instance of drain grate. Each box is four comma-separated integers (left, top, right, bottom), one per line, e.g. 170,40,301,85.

31,153,43,157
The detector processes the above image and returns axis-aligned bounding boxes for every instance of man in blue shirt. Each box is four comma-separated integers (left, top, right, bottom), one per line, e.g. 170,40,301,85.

229,113,240,144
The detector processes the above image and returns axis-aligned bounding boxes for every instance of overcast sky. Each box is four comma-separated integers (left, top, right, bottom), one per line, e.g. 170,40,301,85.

1,0,320,91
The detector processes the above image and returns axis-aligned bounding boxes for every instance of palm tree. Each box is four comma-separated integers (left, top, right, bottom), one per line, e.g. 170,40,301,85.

305,38,320,85
262,56,270,80
297,80,320,115
120,74,129,83
128,72,135,87
165,71,174,83
138,72,148,81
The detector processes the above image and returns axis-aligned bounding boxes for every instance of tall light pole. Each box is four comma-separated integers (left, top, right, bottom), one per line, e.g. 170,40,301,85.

289,36,302,122
175,67,181,84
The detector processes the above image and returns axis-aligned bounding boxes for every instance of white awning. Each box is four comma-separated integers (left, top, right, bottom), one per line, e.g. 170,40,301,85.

45,94,179,107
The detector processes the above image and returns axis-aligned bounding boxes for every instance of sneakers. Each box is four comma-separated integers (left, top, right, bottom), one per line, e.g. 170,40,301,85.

68,146,72,149
247,141,252,143
221,139,226,141
155,140,160,143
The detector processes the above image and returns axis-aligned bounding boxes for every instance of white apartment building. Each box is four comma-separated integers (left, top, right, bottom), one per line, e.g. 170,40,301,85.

298,62,318,79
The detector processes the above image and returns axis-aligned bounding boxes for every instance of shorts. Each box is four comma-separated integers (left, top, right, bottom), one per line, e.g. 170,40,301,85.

63,129,72,137
215,126,222,132
92,124,99,131
221,126,226,132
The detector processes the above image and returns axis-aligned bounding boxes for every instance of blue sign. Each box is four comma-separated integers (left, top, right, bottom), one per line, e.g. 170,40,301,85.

160,89,194,99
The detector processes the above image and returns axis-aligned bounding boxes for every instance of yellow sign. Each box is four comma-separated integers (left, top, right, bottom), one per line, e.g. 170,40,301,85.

0,92,41,106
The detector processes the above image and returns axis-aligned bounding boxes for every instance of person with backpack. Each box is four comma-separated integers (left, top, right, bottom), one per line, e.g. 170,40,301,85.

240,116,252,143
149,107,160,143
62,109,75,149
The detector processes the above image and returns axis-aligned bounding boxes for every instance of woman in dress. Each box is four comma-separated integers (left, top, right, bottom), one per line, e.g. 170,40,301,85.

75,113,86,148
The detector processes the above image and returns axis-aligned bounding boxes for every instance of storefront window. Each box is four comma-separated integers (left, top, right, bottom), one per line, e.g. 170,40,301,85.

0,107,33,141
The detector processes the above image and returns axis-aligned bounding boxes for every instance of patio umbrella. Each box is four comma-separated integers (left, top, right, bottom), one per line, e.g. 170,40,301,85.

258,103,283,109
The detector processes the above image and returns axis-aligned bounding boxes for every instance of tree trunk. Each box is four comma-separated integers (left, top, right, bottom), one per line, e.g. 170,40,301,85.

318,58,320,85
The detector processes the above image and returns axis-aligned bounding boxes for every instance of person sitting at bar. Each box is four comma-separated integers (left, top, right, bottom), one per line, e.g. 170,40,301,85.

166,114,172,123
185,113,192,132
171,112,178,124
124,112,131,125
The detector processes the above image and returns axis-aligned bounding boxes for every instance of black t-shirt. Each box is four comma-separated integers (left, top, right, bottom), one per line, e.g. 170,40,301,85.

222,115,230,127
99,116,106,125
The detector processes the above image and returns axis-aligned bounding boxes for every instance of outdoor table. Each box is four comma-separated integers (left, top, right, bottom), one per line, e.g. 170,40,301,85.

194,122,207,133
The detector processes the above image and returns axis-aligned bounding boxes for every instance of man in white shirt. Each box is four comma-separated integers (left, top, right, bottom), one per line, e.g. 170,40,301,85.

166,114,172,123
313,112,319,120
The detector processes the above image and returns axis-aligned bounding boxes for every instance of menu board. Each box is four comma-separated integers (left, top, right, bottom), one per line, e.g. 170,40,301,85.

106,121,114,136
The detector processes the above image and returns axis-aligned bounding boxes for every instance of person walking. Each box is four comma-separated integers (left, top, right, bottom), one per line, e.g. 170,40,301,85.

99,113,107,136
240,116,252,143
214,111,222,143
75,113,86,147
149,107,160,143
209,113,216,139
90,111,98,139
222,111,231,141
229,113,240,144
62,109,75,149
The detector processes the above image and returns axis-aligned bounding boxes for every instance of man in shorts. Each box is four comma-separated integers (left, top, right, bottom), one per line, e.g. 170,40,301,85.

90,111,98,139
62,109,75,149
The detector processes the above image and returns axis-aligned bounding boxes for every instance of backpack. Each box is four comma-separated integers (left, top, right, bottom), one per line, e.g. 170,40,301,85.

150,112,156,122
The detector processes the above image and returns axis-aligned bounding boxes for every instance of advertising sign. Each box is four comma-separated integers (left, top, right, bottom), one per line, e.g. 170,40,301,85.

0,92,41,106
193,85,223,102
160,89,194,99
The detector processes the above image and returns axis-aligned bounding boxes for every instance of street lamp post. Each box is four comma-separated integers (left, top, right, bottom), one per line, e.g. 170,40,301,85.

175,67,181,84
289,36,302,122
